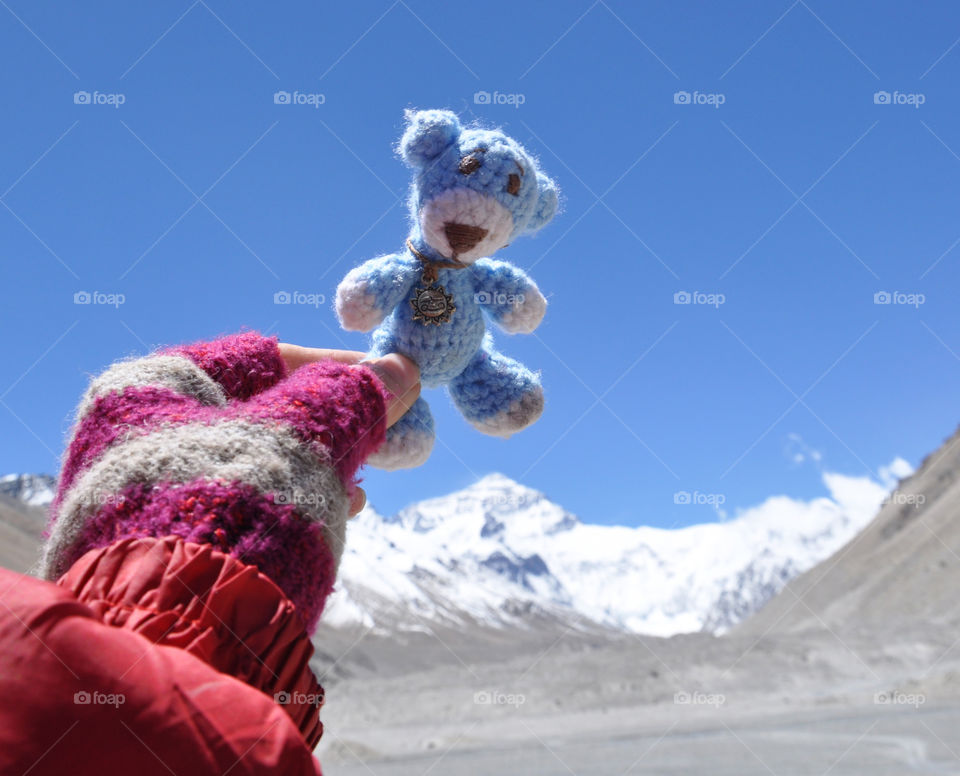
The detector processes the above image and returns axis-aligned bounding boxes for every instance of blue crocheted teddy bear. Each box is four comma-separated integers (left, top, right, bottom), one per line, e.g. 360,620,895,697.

335,108,558,469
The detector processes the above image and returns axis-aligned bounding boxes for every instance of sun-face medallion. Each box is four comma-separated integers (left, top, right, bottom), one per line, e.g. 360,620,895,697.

411,284,455,325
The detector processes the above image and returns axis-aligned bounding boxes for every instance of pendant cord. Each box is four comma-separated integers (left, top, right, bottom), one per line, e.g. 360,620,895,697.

406,238,469,273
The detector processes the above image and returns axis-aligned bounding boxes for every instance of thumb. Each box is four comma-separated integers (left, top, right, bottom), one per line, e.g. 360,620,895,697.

362,353,421,428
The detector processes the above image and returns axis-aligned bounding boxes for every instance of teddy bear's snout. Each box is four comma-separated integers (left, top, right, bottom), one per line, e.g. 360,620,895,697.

420,187,514,261
444,223,488,255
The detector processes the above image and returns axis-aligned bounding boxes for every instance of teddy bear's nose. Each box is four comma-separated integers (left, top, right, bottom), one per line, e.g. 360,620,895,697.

444,222,488,255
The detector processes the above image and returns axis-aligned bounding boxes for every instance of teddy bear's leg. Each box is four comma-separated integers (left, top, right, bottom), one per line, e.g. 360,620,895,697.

365,331,435,469
366,394,435,470
448,335,544,437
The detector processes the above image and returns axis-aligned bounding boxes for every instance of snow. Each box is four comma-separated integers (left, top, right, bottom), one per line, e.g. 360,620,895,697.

327,464,909,637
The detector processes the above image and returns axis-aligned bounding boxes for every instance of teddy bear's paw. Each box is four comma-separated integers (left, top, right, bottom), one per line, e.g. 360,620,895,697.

368,433,433,470
499,287,547,334
335,284,383,332
368,427,434,470
469,385,544,438
368,395,435,470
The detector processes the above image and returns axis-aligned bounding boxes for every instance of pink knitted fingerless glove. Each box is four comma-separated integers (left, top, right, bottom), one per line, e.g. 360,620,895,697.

41,332,388,631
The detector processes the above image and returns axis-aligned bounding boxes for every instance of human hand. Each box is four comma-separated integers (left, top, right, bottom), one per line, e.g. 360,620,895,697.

277,344,420,515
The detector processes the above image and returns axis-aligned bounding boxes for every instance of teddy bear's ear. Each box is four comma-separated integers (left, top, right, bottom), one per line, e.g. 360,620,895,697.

526,171,559,233
399,109,461,167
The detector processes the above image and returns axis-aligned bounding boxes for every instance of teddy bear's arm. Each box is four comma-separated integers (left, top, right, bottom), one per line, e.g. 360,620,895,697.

470,259,547,334
335,253,420,332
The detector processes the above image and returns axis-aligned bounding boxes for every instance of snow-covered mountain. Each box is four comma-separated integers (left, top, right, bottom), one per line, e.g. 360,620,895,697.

326,466,906,637
0,466,906,637
0,474,56,508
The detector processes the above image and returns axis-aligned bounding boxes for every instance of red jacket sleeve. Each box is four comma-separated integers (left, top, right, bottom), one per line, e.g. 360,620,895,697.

0,562,323,776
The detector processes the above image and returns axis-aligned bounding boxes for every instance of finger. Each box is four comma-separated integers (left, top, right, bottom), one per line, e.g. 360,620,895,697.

348,487,366,516
277,343,367,374
277,344,421,429
363,353,422,428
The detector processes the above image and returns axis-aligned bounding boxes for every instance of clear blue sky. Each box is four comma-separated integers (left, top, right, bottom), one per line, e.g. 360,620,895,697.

1,1,959,527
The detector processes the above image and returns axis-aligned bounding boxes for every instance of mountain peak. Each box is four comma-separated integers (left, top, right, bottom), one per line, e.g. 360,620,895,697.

464,473,547,509
387,473,574,535
471,472,530,491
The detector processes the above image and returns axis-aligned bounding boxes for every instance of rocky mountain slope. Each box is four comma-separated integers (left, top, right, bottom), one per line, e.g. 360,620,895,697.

0,473,56,508
741,426,960,636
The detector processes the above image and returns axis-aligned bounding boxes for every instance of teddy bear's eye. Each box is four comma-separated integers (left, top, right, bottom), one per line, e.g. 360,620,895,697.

459,155,481,175
506,173,521,196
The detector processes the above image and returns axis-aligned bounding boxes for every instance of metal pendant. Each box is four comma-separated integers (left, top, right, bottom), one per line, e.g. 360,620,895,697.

411,283,455,325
